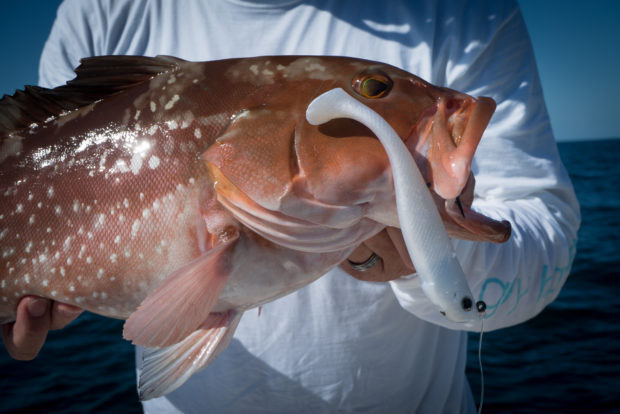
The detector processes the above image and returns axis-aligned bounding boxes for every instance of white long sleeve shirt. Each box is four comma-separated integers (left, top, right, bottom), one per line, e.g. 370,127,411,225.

39,1,580,412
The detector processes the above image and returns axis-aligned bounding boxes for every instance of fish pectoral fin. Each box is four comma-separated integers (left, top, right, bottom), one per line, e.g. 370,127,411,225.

137,310,243,401
123,231,239,348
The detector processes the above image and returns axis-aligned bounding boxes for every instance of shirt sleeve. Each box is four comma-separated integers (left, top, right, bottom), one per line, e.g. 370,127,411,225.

38,0,104,88
390,1,581,332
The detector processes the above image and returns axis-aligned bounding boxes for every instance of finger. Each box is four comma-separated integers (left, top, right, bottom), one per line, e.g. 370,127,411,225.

340,242,387,282
385,227,415,270
346,243,375,264
50,302,83,330
362,229,413,279
1,297,51,361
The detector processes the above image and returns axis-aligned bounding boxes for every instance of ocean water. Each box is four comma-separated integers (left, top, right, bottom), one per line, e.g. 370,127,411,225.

1,138,618,413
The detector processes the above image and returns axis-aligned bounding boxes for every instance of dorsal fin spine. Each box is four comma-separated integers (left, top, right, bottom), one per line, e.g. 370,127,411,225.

0,55,186,137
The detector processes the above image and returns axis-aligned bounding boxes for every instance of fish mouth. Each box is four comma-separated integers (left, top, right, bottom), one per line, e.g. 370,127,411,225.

407,96,511,244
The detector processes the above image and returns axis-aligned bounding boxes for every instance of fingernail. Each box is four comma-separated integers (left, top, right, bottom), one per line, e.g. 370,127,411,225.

27,299,49,318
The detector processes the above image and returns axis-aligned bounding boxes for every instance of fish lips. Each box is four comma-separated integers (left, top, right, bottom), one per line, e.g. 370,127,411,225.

437,174,511,243
407,96,511,244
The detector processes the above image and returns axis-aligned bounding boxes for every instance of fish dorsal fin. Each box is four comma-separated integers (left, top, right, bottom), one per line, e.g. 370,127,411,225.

0,55,185,135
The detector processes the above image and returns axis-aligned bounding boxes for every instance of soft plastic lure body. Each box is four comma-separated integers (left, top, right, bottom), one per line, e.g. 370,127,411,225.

306,88,485,322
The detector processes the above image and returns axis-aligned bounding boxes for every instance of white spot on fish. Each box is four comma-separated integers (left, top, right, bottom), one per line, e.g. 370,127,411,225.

101,292,108,299
134,109,141,120
86,256,92,264
55,205,62,215
131,220,140,238
47,187,54,198
73,200,80,213
97,268,104,279
150,101,156,112
148,156,160,169
51,290,57,297
166,120,178,130
24,274,30,284
168,74,176,84
110,254,118,263
42,280,49,287
25,241,33,253
114,235,121,244
2,247,14,258
27,194,34,201
60,266,66,277
1,280,5,289
194,128,202,139
64,236,72,250
164,94,180,110
85,205,92,214
249,64,259,75
38,254,47,263
148,125,158,135
16,204,23,214
115,159,130,174
189,177,195,185
130,153,143,175
142,209,151,218
123,198,130,208
69,283,75,292
96,214,105,228
0,229,7,240
67,257,73,265
28,215,35,225
139,193,145,202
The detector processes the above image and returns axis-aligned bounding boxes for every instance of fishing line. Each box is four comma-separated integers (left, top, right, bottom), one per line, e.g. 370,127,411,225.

477,313,486,414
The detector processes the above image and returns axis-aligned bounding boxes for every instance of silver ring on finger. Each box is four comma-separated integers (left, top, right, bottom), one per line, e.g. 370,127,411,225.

347,252,380,272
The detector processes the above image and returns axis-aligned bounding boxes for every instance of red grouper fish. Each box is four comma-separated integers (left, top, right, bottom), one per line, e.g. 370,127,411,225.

0,56,510,399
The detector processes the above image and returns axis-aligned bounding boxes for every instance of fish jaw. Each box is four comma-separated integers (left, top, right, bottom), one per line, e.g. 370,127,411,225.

403,92,511,243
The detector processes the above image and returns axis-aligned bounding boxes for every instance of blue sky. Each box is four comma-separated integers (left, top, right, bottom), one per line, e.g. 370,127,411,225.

0,1,618,141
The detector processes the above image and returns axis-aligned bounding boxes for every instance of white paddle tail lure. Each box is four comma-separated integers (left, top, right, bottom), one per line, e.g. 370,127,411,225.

306,88,486,323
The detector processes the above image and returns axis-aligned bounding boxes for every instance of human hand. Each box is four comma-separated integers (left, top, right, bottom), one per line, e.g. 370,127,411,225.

340,227,415,282
1,296,83,361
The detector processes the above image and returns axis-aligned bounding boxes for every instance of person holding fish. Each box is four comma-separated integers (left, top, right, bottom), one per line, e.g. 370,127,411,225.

1,0,580,413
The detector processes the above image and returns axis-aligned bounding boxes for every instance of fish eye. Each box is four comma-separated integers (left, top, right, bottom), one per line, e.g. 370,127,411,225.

353,72,392,99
